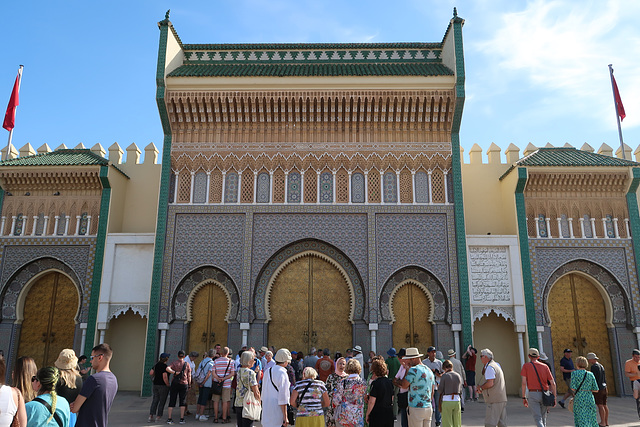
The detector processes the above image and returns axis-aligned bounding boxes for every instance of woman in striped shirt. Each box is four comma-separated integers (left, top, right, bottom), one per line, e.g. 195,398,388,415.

291,367,329,427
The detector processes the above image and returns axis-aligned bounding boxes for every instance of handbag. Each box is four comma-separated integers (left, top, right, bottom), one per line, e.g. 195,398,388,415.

531,362,555,406
269,367,300,425
566,370,588,412
212,360,232,395
242,388,262,421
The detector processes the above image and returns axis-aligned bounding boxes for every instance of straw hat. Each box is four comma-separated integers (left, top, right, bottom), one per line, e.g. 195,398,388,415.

55,349,78,370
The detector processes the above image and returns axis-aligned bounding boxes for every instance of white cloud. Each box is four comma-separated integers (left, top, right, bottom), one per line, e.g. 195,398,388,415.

472,0,640,129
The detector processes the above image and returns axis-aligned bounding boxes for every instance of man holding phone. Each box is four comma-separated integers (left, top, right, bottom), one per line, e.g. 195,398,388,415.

423,346,443,427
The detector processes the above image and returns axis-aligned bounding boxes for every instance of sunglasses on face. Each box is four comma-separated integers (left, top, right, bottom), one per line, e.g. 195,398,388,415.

90,354,104,361
31,376,38,382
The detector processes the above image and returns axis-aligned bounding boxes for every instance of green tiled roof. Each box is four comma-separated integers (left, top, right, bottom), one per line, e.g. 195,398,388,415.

182,42,441,50
500,147,639,180
0,149,109,167
168,62,454,78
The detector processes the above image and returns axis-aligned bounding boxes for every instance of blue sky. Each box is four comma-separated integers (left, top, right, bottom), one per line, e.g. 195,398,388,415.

2,0,639,163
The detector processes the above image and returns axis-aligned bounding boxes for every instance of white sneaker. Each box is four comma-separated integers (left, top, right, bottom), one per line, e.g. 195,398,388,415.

199,415,209,421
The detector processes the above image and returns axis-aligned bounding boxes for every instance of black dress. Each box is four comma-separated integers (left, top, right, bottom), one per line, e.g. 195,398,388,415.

368,376,394,427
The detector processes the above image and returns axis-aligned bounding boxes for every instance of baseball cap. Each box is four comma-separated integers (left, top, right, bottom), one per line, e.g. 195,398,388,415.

160,352,171,359
528,348,540,357
633,349,640,356
427,346,436,353
563,348,573,353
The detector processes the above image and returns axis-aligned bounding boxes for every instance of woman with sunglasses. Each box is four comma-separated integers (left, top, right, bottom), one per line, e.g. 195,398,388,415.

11,356,37,403
25,367,70,427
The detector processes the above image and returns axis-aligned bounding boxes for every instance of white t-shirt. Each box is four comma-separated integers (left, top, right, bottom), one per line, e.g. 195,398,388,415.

261,365,291,427
484,364,496,380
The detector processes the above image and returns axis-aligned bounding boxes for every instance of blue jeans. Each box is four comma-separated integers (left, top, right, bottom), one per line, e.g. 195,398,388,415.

398,407,408,427
433,389,442,424
150,384,170,417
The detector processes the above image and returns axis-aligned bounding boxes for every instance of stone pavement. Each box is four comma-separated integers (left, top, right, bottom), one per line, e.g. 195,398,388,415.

109,392,640,426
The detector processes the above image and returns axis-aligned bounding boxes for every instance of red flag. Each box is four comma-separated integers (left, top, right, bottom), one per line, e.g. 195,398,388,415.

3,73,20,131
612,74,626,121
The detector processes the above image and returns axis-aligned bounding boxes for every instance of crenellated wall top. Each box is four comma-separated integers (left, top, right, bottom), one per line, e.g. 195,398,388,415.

0,142,160,165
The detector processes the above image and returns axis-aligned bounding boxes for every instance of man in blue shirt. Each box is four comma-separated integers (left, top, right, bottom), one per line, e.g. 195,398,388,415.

558,348,575,408
400,347,435,427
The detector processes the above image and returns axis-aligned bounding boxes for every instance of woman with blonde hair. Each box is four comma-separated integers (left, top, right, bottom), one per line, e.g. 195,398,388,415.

332,359,367,427
291,367,329,427
25,366,70,427
55,349,83,426
12,356,37,403
570,356,599,427
0,355,27,427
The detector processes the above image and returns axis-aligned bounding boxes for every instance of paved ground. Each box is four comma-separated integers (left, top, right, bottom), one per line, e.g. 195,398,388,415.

109,392,640,426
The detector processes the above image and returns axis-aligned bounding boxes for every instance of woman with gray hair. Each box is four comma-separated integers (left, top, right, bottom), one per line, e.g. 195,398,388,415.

291,367,329,427
234,350,260,427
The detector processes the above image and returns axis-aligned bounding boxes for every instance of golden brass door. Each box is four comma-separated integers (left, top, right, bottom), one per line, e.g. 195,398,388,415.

188,283,229,353
392,283,432,356
269,255,352,354
18,272,78,368
549,273,615,394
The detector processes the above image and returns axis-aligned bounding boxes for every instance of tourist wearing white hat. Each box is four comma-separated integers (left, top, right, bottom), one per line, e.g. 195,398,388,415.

399,347,435,427
587,352,608,427
262,349,292,427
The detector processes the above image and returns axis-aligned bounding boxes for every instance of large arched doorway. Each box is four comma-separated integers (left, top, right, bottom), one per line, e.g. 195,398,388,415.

188,282,230,354
17,271,79,368
268,254,352,354
549,273,616,395
391,283,432,355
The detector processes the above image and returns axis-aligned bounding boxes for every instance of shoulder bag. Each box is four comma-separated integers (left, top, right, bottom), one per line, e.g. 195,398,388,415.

212,360,232,395
566,370,588,412
241,371,262,421
270,367,301,426
32,397,63,427
531,362,555,406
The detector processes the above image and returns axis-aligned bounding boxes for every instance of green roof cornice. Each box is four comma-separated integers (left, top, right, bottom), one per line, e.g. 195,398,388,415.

0,149,129,178
500,147,640,180
183,42,441,51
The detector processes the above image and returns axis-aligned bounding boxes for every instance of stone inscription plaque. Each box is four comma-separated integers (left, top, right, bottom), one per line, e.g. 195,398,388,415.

469,246,512,303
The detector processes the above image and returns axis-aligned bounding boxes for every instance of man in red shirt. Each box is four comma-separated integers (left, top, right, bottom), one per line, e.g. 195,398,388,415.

521,348,556,427
463,345,477,401
315,348,335,382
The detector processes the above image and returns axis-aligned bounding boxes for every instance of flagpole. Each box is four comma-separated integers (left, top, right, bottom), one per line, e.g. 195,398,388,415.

608,64,625,159
4,65,23,161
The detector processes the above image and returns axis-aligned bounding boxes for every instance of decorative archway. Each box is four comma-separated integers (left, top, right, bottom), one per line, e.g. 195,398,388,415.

1,257,83,321
254,239,366,322
541,260,630,326
379,266,449,323
171,266,240,322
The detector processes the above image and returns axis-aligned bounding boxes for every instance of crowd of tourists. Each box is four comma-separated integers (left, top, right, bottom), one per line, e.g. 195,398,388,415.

0,343,118,427
150,342,640,427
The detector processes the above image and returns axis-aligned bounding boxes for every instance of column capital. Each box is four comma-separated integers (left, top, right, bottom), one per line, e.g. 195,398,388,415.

158,322,170,330
368,323,379,331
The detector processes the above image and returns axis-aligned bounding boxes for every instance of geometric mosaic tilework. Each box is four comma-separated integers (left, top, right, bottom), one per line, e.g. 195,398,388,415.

251,213,369,303
167,213,246,313
383,172,397,203
415,171,429,203
253,239,366,321
0,239,95,322
320,172,333,203
529,239,639,325
379,266,449,323
375,214,450,297
1,256,84,320
193,171,207,204
287,172,301,203
351,173,365,203
224,171,239,203
256,172,270,203
171,266,240,322
539,259,630,326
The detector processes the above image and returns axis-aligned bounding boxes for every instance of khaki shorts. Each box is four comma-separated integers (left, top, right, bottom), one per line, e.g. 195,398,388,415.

212,387,231,402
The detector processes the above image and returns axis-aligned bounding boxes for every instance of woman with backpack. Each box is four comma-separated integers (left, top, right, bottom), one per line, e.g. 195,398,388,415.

166,350,192,425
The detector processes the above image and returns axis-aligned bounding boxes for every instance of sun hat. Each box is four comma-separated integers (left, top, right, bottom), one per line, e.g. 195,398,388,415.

539,353,548,361
55,349,78,370
447,349,456,357
352,345,362,353
403,347,424,359
275,348,292,363
586,352,599,360
387,348,397,357
260,346,269,353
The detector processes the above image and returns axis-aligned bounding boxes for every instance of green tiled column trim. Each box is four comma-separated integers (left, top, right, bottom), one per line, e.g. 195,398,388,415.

449,14,472,348
142,16,174,397
515,167,537,348
84,165,111,356
625,167,640,325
